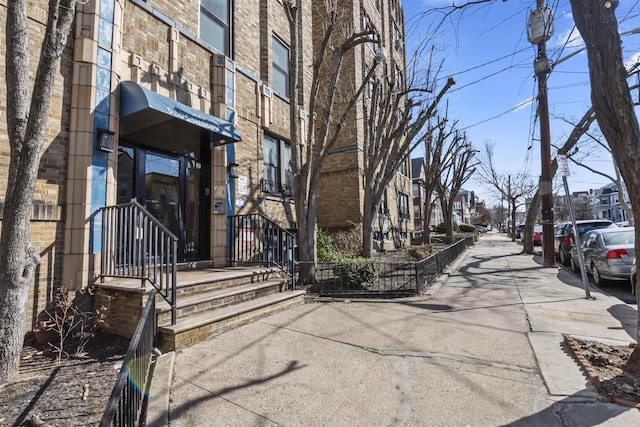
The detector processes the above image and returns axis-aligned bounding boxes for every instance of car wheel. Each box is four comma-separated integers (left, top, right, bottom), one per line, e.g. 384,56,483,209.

570,256,580,273
560,248,570,266
591,263,607,287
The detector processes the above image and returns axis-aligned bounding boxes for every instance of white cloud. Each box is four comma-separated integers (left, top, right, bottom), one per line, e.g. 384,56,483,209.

550,26,584,51
625,51,640,72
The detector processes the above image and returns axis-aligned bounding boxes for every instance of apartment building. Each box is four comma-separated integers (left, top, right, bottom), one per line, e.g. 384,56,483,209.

0,0,313,329
314,0,414,249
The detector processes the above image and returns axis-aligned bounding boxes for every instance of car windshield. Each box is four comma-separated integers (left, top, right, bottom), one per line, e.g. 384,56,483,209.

602,230,635,246
575,223,613,236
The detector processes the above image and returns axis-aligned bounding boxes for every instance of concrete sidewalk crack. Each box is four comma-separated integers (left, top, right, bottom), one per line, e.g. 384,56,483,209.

368,348,539,375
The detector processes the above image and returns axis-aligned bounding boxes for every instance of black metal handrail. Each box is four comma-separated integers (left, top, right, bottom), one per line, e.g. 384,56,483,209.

298,238,472,297
101,289,157,426
228,213,297,288
101,200,177,324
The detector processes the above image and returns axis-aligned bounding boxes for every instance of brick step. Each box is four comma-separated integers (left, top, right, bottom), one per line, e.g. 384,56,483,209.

157,290,306,351
173,267,286,297
156,280,286,325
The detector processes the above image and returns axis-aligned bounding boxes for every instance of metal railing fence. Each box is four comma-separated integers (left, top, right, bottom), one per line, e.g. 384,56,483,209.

101,289,156,426
228,213,297,287
101,200,177,324
298,238,472,297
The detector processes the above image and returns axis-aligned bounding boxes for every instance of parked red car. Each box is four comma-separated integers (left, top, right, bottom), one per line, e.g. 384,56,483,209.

533,225,543,245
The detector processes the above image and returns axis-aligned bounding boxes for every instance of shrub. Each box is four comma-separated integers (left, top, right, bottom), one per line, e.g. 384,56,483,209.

405,244,433,260
459,223,476,232
436,223,446,234
331,222,363,257
332,257,379,286
318,228,339,261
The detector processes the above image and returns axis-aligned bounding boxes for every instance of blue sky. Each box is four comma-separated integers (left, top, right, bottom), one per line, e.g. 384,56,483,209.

402,0,640,206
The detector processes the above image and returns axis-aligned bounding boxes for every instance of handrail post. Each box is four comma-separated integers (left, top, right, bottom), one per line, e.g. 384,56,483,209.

171,237,177,325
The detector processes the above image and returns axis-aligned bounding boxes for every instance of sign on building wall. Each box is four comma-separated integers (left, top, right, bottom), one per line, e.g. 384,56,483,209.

237,176,249,195
213,198,226,214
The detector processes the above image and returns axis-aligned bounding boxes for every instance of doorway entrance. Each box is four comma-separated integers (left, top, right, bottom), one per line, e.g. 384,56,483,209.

117,144,208,262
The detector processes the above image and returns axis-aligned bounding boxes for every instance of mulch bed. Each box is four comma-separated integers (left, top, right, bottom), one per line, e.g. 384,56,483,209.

564,334,640,407
0,332,129,427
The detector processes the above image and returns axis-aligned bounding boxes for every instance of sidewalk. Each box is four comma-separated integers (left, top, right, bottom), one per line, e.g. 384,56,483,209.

154,233,639,426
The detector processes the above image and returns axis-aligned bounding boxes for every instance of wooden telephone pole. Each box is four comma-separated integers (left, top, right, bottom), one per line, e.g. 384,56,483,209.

529,1,555,267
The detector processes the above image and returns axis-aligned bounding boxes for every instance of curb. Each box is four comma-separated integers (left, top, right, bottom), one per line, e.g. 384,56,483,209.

146,351,176,427
563,334,601,389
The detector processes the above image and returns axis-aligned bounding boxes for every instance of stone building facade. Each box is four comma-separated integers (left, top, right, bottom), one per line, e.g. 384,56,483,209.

314,0,414,249
0,0,313,330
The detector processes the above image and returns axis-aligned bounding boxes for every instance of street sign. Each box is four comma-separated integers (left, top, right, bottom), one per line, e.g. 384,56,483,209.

557,154,570,177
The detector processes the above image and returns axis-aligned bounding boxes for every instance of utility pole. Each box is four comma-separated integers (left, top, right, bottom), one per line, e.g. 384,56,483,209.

528,1,555,267
508,175,515,242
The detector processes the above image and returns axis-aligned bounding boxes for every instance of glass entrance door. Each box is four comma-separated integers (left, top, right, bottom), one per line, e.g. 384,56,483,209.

117,145,204,262
144,152,182,245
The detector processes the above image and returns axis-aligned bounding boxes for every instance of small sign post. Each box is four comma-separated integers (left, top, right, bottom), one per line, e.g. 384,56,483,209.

558,154,592,299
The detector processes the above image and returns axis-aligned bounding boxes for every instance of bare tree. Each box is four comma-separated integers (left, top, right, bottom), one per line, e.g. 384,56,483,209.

434,127,478,237
0,0,78,384
476,142,536,244
420,115,458,242
566,129,634,224
283,1,379,275
568,0,640,370
474,205,493,226
360,57,455,256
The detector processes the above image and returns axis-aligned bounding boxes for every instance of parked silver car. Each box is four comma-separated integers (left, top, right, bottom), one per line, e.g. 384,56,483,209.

631,258,637,296
569,227,635,286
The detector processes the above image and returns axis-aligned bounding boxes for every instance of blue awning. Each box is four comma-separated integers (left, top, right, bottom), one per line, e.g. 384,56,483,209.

119,81,241,144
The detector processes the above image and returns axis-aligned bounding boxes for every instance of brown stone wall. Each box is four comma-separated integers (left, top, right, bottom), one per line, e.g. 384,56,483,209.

95,286,147,339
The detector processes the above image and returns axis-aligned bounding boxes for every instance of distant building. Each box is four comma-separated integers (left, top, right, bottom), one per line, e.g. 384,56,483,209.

590,184,630,223
411,158,443,237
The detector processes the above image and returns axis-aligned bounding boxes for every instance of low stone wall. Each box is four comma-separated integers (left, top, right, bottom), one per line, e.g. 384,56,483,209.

95,284,151,339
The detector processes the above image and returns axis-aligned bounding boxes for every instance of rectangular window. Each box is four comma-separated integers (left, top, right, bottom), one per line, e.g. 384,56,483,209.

414,205,420,219
398,158,408,176
200,0,230,56
272,36,290,98
412,183,419,198
362,14,377,54
398,193,409,219
263,135,293,196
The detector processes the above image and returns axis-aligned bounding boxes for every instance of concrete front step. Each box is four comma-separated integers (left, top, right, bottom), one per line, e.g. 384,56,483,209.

156,280,286,325
157,290,306,351
173,267,286,297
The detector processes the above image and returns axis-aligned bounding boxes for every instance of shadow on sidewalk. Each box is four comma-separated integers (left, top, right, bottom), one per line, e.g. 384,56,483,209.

504,393,633,426
165,360,306,424
607,304,638,341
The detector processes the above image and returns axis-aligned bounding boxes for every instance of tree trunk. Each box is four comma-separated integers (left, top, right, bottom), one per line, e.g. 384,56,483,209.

362,203,375,258
1,0,76,384
569,0,640,369
0,269,34,381
522,189,541,255
510,198,517,243
439,195,454,238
